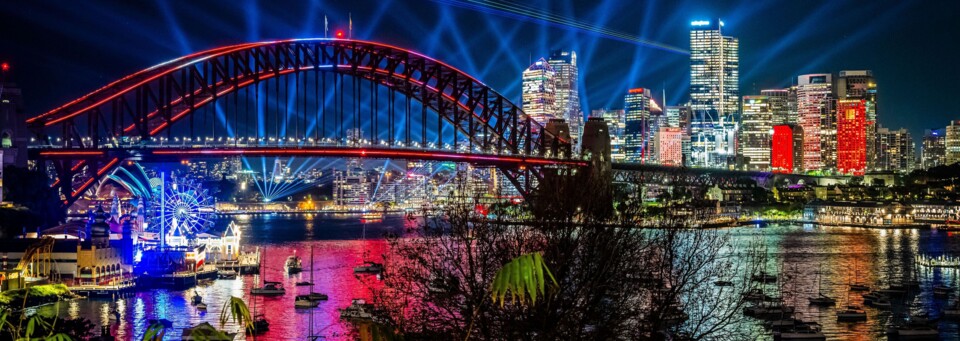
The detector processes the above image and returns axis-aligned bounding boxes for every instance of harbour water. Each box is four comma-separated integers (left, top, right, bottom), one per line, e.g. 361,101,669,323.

32,217,960,340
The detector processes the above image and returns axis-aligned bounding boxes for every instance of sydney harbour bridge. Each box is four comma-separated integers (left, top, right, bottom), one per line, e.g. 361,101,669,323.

24,38,820,210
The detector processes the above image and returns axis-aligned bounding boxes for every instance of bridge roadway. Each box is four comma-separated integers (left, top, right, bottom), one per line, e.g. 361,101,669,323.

30,145,588,168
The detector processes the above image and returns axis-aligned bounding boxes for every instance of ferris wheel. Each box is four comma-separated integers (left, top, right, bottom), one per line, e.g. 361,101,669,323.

149,176,216,236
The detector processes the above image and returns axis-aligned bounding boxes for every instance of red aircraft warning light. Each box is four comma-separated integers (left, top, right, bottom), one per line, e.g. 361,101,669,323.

335,30,345,38
1,62,9,72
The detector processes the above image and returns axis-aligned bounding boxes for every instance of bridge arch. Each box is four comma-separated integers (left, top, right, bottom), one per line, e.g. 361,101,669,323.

28,39,574,208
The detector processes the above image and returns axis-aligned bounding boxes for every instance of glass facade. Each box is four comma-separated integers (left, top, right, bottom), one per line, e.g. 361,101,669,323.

547,50,582,148
623,88,661,163
836,100,867,176
690,20,739,168
740,96,772,171
521,58,557,127
796,74,833,172
591,108,626,161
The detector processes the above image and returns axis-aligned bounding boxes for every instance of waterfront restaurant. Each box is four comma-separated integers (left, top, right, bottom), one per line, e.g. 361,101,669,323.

803,200,915,227
910,201,960,223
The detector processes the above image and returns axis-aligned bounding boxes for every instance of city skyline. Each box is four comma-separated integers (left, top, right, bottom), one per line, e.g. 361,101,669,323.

1,0,957,146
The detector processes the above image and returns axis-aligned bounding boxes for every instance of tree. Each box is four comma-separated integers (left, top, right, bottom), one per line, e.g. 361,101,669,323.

1,165,64,228
369,172,758,340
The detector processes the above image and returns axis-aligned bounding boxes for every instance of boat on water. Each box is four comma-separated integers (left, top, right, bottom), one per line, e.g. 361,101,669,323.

773,322,825,341
339,299,374,320
837,305,867,322
808,294,835,306
217,269,237,279
251,281,285,296
196,302,207,310
887,322,939,339
295,281,313,286
248,314,269,334
360,211,383,223
939,219,960,230
871,298,892,309
286,254,303,274
192,291,203,305
714,280,734,286
295,295,319,308
933,284,953,297
751,271,777,283
943,300,960,317
308,292,329,301
354,261,384,274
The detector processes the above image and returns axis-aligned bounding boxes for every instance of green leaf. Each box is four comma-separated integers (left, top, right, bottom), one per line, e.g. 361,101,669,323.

44,333,72,341
490,252,559,307
142,322,166,341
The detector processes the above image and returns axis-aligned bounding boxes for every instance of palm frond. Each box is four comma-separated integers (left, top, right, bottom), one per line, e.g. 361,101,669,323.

219,296,253,331
490,252,558,307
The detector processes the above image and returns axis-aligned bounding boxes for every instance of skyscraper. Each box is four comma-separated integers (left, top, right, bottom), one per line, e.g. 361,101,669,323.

690,20,739,168
761,89,790,125
624,88,661,163
922,128,946,169
740,96,772,171
521,58,557,126
666,105,692,166
796,74,834,172
547,50,582,147
656,127,683,166
837,70,878,170
836,99,867,176
592,108,626,161
875,126,915,173
946,120,960,165
771,124,803,174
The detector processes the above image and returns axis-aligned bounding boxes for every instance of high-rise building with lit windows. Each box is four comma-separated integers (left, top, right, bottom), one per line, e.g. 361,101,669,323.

836,100,867,176
666,105,692,166
796,74,833,172
592,108,626,161
922,128,946,169
547,50,582,147
772,124,803,174
656,127,683,166
624,88,662,163
521,58,557,127
740,96,772,171
837,70,878,170
761,89,790,125
945,121,960,165
875,126,915,173
690,20,739,168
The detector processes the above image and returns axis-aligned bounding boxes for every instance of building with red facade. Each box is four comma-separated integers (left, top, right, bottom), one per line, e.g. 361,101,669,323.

772,124,804,174
836,99,867,175
656,127,683,166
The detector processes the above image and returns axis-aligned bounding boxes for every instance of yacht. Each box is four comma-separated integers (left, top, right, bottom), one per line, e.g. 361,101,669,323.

751,271,777,283
192,291,203,305
295,281,313,286
295,295,319,308
339,299,374,320
887,322,938,339
871,297,892,309
248,314,269,334
837,305,867,322
286,254,303,274
849,283,870,292
196,302,207,310
933,284,953,297
354,261,384,274
251,281,286,296
774,323,826,341
308,292,329,301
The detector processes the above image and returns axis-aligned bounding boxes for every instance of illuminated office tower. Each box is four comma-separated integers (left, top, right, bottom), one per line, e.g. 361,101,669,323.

761,89,790,125
875,126,915,173
796,74,834,172
521,58,557,126
547,50,582,147
656,127,683,166
624,88,662,163
592,108,626,161
945,121,960,165
666,105,692,165
771,124,803,174
836,100,867,176
739,96,772,171
922,128,946,169
690,20,739,168
837,70,878,170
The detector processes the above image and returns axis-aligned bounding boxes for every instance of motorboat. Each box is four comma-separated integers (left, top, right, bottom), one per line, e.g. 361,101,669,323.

774,323,826,341
339,299,374,320
251,281,285,296
286,255,303,274
849,283,870,292
295,295,319,308
743,288,772,301
887,322,938,339
354,261,384,274
192,291,203,305
933,284,953,297
217,269,238,279
837,305,867,322
247,314,269,334
196,302,207,310
295,281,313,286
751,271,777,283
714,280,734,286
870,298,892,309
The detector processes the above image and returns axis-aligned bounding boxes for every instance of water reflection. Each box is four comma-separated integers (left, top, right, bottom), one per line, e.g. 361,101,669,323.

33,216,960,340
728,224,960,340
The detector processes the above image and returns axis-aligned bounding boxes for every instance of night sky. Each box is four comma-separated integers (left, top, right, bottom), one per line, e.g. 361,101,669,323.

2,0,958,141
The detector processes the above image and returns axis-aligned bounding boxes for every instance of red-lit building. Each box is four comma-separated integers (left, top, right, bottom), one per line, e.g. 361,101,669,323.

771,124,803,174
836,99,867,175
